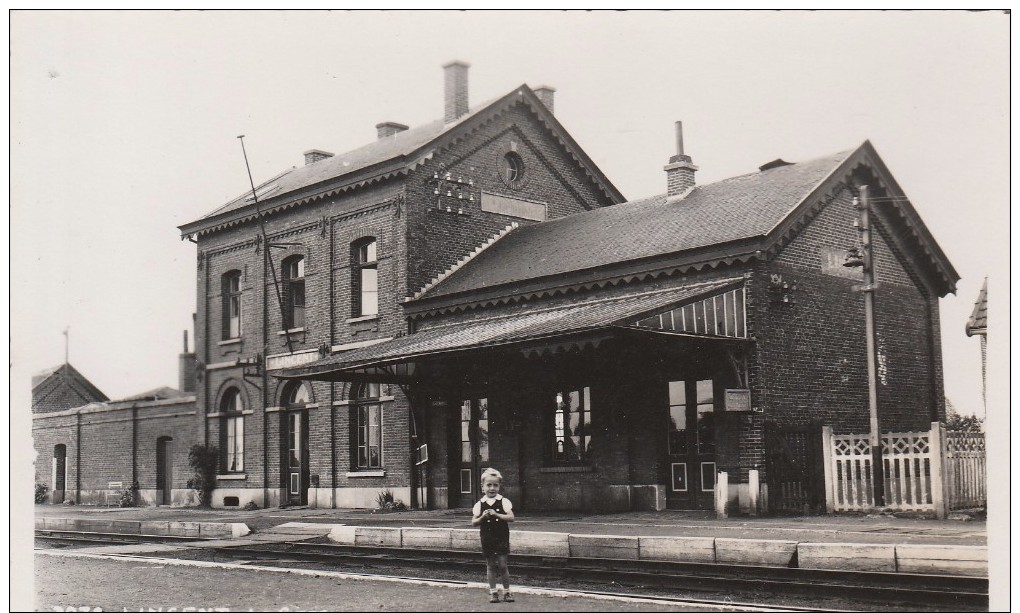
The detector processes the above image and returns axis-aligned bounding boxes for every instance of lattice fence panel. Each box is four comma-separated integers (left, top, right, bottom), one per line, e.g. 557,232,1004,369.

945,431,986,510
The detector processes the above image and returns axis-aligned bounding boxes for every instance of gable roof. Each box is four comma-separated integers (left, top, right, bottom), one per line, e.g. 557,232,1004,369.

179,86,625,237
410,141,959,311
31,363,109,412
965,278,987,337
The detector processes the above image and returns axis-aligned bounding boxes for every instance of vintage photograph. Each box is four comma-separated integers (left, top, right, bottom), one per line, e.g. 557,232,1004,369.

13,10,1007,611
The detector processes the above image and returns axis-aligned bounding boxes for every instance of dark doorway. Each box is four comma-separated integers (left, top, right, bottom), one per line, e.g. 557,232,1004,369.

53,444,66,504
665,378,717,509
282,382,311,506
765,421,825,514
286,410,309,505
156,437,173,505
452,398,489,508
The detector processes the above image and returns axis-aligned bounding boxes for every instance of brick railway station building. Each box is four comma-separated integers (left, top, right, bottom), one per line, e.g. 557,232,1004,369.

36,62,959,513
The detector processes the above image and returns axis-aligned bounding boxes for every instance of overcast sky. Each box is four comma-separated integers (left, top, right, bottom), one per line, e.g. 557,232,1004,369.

11,10,1008,417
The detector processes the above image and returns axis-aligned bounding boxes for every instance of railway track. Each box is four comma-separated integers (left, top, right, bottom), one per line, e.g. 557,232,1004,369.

35,529,212,545
36,530,987,611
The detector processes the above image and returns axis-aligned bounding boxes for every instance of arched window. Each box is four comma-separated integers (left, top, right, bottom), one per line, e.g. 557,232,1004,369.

282,382,310,496
282,256,306,330
351,383,384,469
352,239,378,317
220,387,244,472
283,381,311,407
222,271,242,340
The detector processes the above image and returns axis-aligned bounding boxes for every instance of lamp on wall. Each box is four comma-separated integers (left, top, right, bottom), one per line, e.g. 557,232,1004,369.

843,246,864,269
768,274,799,305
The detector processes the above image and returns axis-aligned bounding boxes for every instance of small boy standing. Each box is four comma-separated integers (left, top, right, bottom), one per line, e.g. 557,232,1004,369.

472,467,515,603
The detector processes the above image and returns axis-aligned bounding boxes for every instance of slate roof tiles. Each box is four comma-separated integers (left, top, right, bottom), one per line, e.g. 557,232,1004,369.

417,149,853,300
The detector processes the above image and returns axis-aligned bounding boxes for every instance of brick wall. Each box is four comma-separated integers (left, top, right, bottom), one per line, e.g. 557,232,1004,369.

33,399,197,505
135,407,199,491
405,102,614,296
33,413,79,500
762,187,942,433
32,377,102,413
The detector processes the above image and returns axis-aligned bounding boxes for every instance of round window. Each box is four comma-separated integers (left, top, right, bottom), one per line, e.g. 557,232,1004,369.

500,152,527,190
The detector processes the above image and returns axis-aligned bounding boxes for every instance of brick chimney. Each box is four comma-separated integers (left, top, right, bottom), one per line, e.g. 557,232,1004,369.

178,329,196,394
444,60,470,123
533,85,556,114
664,121,698,199
304,149,334,165
376,122,409,139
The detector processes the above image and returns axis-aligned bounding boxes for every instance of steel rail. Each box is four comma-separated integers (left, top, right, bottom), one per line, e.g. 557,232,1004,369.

33,531,988,610
35,530,213,545
230,542,988,610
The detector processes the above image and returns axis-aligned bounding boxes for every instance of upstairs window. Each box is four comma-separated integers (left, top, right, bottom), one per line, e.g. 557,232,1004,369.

282,256,306,330
352,239,378,317
222,271,242,340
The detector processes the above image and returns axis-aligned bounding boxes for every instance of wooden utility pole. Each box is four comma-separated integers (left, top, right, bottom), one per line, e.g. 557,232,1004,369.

857,186,885,507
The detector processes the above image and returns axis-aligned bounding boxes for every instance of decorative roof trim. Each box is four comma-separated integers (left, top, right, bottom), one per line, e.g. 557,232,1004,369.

409,222,520,300
408,251,760,321
187,169,409,237
760,143,958,296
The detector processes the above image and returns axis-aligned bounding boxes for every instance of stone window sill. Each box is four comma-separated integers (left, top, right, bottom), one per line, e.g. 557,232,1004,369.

216,473,247,480
346,315,380,324
346,470,386,478
278,327,305,335
206,409,254,418
217,338,242,346
539,465,595,473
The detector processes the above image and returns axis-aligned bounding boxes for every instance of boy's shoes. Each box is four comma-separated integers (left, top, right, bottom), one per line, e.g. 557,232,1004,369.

503,591,514,603
489,592,500,603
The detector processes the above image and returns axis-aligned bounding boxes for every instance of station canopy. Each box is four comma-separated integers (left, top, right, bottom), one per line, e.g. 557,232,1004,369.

274,277,748,384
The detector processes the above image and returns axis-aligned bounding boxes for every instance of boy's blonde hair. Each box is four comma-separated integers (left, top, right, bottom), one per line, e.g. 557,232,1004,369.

480,467,503,483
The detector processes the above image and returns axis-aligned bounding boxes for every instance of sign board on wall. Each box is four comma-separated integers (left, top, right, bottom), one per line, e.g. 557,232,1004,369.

820,246,865,280
724,389,751,412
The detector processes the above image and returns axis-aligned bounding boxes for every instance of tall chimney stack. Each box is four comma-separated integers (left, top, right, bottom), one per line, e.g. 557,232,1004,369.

533,85,556,114
179,327,196,394
443,61,470,123
664,121,698,199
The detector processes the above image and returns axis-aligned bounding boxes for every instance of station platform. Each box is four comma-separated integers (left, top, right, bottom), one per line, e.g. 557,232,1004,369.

34,503,988,577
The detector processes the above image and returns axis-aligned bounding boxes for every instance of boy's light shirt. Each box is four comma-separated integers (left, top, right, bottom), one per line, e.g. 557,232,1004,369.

474,495,512,515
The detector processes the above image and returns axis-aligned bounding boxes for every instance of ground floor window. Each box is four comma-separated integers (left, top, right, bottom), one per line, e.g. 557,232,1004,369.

225,415,244,472
552,386,592,462
352,383,384,469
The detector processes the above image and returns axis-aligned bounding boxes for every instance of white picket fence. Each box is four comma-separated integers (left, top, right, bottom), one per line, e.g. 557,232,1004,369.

822,422,985,518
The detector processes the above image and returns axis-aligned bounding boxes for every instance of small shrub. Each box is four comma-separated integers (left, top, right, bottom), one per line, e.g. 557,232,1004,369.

118,489,135,508
945,414,984,432
35,483,48,504
243,501,259,511
187,444,219,507
375,489,407,511
63,498,75,506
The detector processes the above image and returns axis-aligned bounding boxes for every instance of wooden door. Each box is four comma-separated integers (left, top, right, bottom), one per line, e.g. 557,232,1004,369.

665,378,717,509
